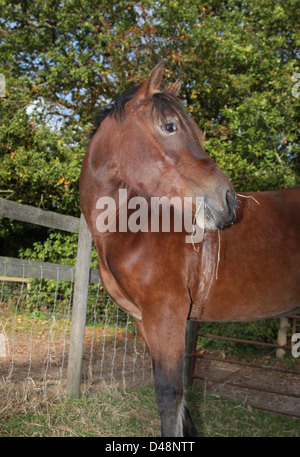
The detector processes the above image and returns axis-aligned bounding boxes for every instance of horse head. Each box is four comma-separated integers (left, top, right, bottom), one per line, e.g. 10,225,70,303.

81,61,237,232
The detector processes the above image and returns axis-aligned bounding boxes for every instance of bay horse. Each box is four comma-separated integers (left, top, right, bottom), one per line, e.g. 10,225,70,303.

80,61,300,437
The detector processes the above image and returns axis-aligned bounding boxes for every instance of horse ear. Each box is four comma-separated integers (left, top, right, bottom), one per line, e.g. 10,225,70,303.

131,60,165,106
166,77,182,96
147,60,165,93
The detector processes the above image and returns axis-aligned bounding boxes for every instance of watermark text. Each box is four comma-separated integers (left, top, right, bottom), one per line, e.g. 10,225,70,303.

95,190,205,244
291,333,300,358
292,73,300,98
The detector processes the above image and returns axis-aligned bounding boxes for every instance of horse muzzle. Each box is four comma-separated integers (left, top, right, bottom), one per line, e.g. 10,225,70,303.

204,188,237,230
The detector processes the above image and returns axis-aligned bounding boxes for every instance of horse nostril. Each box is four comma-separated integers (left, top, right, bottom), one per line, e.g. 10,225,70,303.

225,189,237,224
226,189,237,211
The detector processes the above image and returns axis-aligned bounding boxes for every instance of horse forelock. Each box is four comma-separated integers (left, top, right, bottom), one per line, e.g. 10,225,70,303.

90,83,142,137
150,91,205,147
90,84,204,148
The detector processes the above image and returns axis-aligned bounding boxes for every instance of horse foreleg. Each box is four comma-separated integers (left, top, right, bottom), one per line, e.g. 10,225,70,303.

136,315,197,437
154,358,197,437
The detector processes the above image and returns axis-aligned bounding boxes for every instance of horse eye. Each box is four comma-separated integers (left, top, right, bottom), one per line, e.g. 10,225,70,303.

161,121,177,134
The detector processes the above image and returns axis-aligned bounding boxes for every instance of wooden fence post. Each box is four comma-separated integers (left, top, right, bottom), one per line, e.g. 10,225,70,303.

66,213,93,398
276,317,289,358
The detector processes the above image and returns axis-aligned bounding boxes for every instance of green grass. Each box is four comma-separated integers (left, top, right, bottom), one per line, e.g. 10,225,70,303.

1,384,299,437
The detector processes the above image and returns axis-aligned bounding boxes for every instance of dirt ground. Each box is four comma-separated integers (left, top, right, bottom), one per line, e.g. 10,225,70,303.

1,331,299,420
0,329,154,415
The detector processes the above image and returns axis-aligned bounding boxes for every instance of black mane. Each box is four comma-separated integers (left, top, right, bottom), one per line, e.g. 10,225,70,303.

90,83,204,146
90,84,142,137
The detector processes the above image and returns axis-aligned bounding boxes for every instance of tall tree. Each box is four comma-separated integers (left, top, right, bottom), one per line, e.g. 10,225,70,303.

0,0,158,254
150,0,300,190
0,0,157,213
0,0,299,256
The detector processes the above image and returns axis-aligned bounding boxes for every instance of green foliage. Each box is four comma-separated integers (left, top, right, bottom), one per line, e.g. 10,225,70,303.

0,0,162,255
17,232,77,315
1,0,298,217
20,232,79,265
18,232,119,325
197,320,280,358
0,1,299,341
150,0,300,191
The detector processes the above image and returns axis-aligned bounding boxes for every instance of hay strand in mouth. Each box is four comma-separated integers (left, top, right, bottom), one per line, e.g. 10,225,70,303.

237,193,260,205
191,201,204,252
216,229,221,280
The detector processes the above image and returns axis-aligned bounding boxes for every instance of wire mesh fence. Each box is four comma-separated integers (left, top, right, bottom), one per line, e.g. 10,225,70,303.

0,260,153,416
